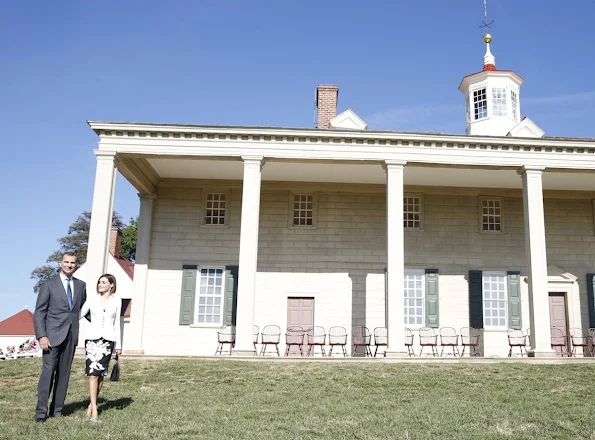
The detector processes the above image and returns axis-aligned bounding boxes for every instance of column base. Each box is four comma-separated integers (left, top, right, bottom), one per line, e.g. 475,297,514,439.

528,348,557,358
231,348,257,357
383,350,410,359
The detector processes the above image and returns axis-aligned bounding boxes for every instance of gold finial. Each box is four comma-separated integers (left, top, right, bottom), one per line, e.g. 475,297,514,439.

483,33,492,44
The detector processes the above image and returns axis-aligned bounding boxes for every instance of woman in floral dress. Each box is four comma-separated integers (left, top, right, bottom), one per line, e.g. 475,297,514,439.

79,274,121,422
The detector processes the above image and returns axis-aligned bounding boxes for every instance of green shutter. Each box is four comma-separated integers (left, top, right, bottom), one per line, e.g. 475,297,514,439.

507,271,522,329
469,270,483,329
425,269,439,328
223,265,239,326
179,265,197,325
588,273,595,329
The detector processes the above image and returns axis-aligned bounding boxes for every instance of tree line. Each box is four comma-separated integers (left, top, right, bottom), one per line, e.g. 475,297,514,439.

30,211,138,293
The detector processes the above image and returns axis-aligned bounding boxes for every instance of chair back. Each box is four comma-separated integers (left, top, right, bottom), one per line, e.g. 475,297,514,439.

217,325,236,343
261,325,281,344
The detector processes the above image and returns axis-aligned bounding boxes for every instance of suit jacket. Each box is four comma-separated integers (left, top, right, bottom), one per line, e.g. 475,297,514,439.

80,293,122,349
34,275,87,347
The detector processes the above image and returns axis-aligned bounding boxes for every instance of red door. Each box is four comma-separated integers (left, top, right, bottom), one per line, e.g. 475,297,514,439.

287,298,314,355
549,293,569,356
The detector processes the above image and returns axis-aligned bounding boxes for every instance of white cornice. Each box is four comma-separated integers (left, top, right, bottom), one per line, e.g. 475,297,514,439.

87,121,594,148
87,121,595,171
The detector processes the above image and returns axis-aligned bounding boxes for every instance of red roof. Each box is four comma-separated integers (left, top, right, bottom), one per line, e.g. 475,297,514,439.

0,309,35,335
114,255,134,280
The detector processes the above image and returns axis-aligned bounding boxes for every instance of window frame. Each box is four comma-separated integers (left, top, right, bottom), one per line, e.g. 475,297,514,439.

200,190,231,227
511,89,518,121
193,266,226,327
473,87,488,120
482,271,508,329
287,192,318,229
403,193,424,231
492,87,508,117
478,196,504,234
403,269,425,328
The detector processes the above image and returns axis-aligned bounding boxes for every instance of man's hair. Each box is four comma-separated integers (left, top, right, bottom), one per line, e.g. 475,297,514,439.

62,252,77,261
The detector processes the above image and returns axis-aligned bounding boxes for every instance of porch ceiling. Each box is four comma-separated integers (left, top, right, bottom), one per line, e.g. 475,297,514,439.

145,158,595,191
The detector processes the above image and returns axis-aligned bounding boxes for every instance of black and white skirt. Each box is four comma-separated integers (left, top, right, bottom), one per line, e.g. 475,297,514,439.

85,338,115,377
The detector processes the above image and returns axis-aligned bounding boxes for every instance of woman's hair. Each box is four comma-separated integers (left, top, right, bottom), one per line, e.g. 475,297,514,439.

97,273,117,295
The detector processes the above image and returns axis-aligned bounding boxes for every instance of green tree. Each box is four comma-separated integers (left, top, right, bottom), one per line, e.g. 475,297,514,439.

30,211,130,293
120,216,138,262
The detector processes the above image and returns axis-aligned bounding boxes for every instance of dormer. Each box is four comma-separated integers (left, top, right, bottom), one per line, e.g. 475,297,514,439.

329,109,368,130
507,117,545,138
459,34,524,137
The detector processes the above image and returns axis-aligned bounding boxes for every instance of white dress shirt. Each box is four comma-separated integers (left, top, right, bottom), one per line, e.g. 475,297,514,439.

80,293,122,350
59,272,75,302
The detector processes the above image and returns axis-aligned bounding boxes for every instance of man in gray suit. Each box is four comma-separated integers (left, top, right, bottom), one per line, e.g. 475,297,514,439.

34,252,87,422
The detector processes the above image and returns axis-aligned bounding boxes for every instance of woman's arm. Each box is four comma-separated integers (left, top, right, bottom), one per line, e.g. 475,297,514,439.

79,299,90,320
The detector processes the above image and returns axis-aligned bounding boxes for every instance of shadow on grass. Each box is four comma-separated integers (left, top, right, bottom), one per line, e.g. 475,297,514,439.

99,397,134,414
62,397,133,416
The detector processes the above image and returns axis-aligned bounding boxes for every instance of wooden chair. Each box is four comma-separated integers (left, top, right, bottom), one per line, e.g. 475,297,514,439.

507,329,527,357
460,327,481,357
419,327,438,357
352,326,372,357
215,325,235,355
551,327,570,357
569,327,589,357
405,327,415,357
260,325,281,356
328,326,348,357
439,327,460,357
307,326,326,357
373,327,387,357
285,326,305,356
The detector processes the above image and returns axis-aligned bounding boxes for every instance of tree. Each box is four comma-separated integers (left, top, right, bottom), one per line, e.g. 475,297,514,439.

30,211,131,293
120,216,138,262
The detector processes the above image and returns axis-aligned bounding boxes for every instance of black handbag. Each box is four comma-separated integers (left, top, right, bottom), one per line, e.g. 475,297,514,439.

110,354,120,382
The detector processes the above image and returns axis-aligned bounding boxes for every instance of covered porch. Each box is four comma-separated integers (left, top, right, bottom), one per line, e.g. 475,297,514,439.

84,122,595,358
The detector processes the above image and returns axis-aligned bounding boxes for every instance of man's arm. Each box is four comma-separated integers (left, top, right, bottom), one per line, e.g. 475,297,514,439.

34,280,51,349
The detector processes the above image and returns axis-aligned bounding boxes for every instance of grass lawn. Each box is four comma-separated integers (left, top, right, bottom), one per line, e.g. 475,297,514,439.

1,358,594,440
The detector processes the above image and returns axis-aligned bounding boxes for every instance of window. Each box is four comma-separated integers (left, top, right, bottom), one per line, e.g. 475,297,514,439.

482,272,507,328
479,197,503,232
292,194,314,226
511,90,518,120
492,88,507,117
195,268,225,324
403,195,422,229
403,271,424,326
473,88,487,120
205,193,227,225
121,299,131,317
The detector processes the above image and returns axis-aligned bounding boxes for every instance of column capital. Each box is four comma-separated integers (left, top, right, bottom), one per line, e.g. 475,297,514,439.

241,155,264,164
138,192,158,201
94,150,119,164
517,165,546,176
383,159,407,171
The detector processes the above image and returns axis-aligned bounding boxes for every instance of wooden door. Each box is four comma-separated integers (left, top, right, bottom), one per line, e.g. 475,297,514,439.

287,297,314,355
549,292,569,356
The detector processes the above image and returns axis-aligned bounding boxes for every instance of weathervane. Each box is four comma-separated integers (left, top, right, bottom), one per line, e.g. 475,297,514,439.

480,0,494,31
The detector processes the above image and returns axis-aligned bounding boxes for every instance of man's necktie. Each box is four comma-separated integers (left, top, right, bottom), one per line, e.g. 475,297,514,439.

66,278,73,310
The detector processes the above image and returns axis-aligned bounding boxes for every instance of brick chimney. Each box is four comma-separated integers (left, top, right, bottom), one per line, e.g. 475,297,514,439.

316,84,339,129
109,226,122,257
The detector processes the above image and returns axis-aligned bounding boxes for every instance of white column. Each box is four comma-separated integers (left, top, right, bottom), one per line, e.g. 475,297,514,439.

519,166,555,357
232,156,263,355
125,192,156,354
86,151,118,293
384,160,408,357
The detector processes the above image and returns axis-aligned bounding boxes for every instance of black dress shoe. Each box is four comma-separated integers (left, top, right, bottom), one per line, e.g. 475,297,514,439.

35,418,46,423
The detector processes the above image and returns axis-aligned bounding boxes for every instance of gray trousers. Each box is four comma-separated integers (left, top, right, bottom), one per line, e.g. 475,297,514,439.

35,326,77,419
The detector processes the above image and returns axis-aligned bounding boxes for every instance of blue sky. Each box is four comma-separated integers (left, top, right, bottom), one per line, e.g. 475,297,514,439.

1,0,594,321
